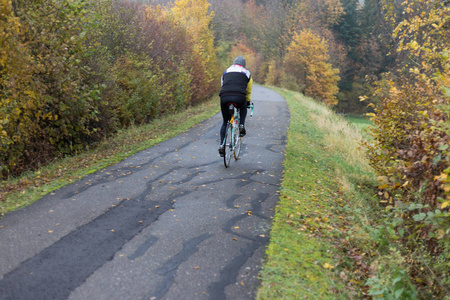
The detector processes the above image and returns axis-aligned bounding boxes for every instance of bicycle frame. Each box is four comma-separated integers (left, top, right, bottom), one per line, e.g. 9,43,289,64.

222,102,254,168
222,104,240,167
230,107,239,147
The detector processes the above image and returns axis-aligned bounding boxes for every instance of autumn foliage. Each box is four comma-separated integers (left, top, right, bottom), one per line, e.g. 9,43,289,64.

284,30,339,105
235,0,344,107
364,0,450,295
0,0,219,178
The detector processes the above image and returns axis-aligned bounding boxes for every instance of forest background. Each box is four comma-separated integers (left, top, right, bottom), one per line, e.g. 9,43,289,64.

1,0,449,298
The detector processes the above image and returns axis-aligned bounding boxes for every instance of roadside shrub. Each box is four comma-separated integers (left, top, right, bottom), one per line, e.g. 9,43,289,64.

0,0,220,178
169,0,220,96
264,60,282,86
1,0,102,176
280,73,301,92
335,81,376,114
364,1,450,295
366,75,448,208
0,0,34,176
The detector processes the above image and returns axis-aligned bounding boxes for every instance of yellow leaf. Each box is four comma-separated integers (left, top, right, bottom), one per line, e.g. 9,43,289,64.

323,263,334,269
435,173,448,181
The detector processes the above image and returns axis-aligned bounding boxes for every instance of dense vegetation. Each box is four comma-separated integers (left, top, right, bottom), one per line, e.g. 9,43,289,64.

0,0,219,178
1,0,449,297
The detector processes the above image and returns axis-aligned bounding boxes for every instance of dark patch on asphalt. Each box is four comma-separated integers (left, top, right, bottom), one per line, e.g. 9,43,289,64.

225,194,243,209
62,138,197,199
150,233,212,299
128,235,159,260
0,196,174,300
206,241,267,300
223,193,271,241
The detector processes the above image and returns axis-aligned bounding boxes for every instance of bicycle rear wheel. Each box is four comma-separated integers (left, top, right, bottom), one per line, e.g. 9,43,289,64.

234,135,242,160
223,123,233,168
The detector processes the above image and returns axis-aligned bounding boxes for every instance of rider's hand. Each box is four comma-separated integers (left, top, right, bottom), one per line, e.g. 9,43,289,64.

247,102,251,108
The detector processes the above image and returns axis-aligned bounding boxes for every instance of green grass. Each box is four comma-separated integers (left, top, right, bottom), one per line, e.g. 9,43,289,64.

0,98,220,215
345,115,373,140
257,88,382,299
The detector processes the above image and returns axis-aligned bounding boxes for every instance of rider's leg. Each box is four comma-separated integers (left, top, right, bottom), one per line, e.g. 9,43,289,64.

220,98,231,143
239,105,247,126
237,98,247,136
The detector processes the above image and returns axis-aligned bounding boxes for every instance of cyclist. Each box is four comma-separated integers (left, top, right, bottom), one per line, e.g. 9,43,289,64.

218,56,253,157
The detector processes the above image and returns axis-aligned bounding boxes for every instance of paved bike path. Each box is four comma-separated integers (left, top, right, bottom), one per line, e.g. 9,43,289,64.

0,85,289,300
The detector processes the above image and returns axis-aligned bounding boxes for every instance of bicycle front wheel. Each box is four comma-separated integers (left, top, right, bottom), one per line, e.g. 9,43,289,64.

223,123,233,168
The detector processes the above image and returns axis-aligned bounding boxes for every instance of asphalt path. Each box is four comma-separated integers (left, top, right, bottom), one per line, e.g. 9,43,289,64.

0,85,290,300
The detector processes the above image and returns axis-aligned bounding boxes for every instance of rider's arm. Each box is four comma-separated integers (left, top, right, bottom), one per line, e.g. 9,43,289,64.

246,76,253,103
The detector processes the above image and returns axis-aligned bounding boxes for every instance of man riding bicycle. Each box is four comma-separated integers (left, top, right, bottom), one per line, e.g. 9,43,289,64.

218,56,253,157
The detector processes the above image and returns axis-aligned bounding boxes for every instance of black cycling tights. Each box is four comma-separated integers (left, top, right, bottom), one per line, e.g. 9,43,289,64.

220,95,247,144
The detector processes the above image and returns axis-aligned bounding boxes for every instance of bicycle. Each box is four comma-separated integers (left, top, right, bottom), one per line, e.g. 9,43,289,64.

221,102,254,168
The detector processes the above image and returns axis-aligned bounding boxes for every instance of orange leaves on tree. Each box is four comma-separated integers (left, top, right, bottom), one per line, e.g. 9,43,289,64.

170,0,219,87
283,30,340,106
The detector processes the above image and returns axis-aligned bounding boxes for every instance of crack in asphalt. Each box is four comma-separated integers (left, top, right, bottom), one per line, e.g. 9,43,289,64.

223,193,271,241
206,241,266,300
149,233,212,300
62,137,199,199
128,235,159,260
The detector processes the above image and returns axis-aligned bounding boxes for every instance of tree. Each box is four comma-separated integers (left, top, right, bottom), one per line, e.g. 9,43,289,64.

170,0,219,89
209,0,244,42
284,30,340,105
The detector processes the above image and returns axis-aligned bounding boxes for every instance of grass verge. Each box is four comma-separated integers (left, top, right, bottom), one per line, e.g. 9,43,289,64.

0,98,220,216
257,88,411,299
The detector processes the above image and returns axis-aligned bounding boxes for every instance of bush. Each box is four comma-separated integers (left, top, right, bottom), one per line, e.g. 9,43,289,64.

365,74,449,296
0,0,220,178
264,60,282,86
1,0,102,176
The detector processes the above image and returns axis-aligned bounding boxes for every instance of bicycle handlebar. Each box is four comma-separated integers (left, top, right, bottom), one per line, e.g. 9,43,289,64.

248,102,254,117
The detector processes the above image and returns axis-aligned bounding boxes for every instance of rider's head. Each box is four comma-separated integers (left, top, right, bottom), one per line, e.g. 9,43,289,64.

233,56,246,68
